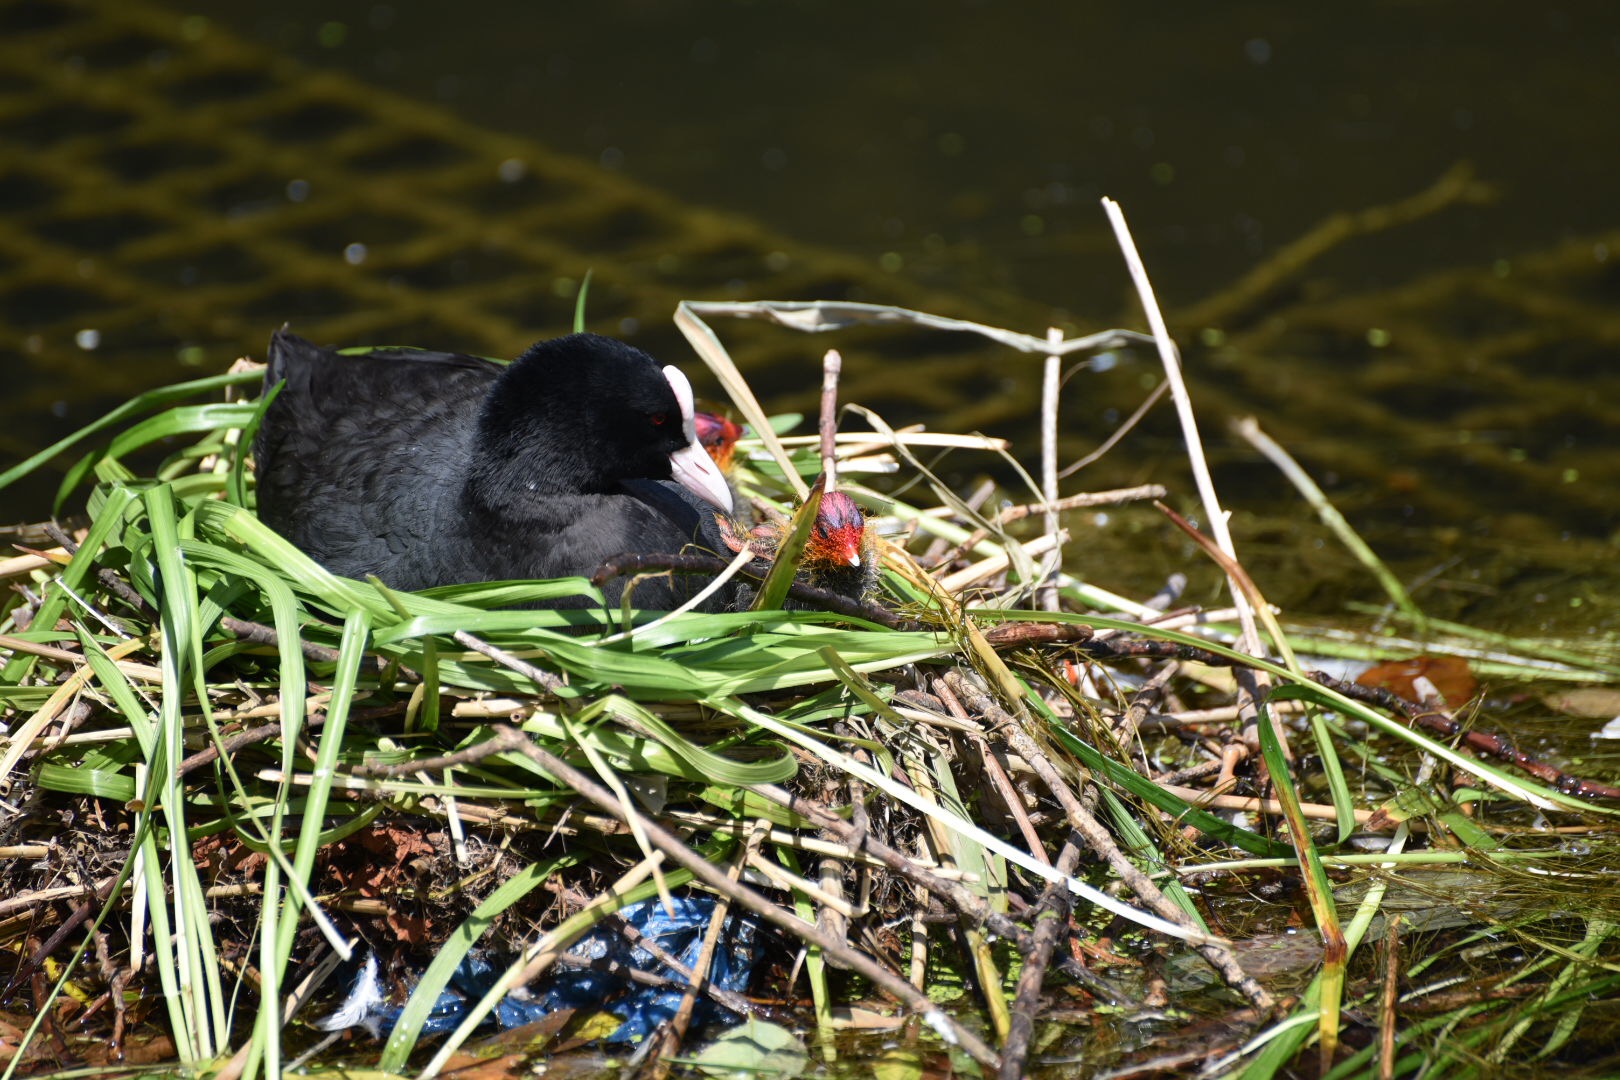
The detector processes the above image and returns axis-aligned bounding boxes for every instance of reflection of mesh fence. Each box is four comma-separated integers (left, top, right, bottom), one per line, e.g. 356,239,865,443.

1197,229,1620,544
0,0,1037,442
3,0,1617,553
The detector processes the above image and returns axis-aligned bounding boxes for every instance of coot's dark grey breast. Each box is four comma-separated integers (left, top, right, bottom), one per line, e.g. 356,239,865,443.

252,329,735,609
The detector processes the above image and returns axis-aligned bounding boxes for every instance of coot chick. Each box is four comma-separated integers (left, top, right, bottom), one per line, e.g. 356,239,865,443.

253,330,735,609
693,411,743,472
721,490,879,604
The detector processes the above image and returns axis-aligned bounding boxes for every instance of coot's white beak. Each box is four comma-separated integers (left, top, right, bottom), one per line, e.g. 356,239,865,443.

662,365,734,514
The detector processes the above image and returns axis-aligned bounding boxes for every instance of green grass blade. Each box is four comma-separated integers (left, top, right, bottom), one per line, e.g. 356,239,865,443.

573,268,594,332
0,369,261,493
751,475,824,612
55,403,260,510
1256,692,1345,1068
228,380,279,509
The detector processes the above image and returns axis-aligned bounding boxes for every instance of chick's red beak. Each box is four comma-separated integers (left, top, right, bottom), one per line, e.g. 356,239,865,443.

823,524,865,567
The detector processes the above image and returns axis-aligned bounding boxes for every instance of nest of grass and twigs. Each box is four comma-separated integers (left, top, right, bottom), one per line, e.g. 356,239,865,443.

3,262,1620,1078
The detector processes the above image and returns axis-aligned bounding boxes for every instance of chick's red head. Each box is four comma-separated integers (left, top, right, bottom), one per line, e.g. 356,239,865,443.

693,412,743,472
806,490,869,569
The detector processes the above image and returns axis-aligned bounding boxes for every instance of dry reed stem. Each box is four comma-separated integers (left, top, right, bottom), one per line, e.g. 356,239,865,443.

1101,197,1271,735
819,349,841,490
936,531,1066,594
1038,326,1063,612
0,551,56,578
1157,783,1388,827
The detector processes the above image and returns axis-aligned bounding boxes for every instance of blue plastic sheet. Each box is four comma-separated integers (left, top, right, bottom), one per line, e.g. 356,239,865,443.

322,896,761,1044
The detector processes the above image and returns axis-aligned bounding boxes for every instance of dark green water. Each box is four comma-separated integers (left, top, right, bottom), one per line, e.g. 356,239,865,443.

3,0,1618,632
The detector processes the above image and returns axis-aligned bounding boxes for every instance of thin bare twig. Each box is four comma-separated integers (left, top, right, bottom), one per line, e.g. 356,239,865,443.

1038,326,1063,612
820,349,842,490
451,630,564,693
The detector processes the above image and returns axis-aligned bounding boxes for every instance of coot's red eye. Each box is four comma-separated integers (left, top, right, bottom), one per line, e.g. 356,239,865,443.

650,413,668,427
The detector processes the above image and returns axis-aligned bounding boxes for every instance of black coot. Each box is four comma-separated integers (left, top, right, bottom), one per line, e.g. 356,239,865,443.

253,329,736,608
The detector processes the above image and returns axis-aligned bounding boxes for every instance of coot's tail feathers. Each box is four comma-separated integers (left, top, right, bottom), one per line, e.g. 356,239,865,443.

265,327,315,386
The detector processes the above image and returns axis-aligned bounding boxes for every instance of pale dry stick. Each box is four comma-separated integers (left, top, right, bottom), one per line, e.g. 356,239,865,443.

1170,701,1307,725
773,431,1009,452
1101,199,1264,659
1038,326,1063,612
944,672,1274,1011
820,349,842,490
0,551,56,579
0,634,162,682
0,845,52,859
937,531,1067,594
1101,198,1275,746
0,636,152,792
450,630,563,692
747,852,860,919
0,879,117,919
934,485,1166,570
835,455,900,477
995,484,1169,526
1089,604,1248,642
1157,783,1386,827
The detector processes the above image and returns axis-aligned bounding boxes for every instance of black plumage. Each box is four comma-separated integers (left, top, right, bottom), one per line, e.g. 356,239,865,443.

253,329,736,609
